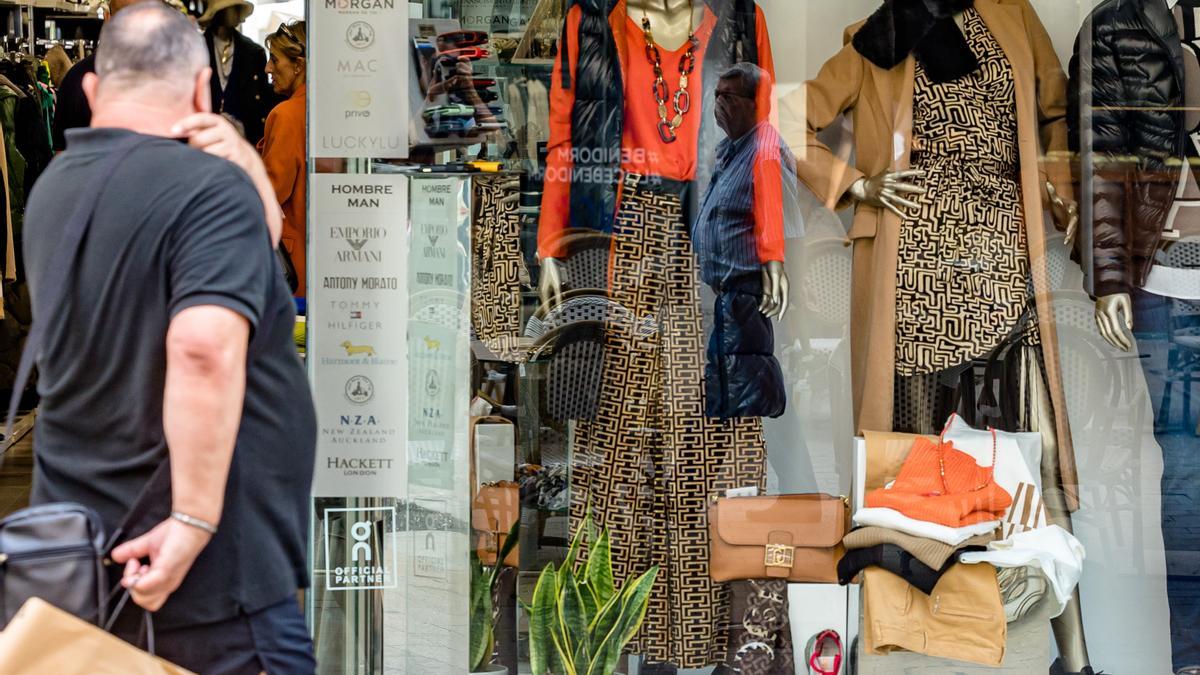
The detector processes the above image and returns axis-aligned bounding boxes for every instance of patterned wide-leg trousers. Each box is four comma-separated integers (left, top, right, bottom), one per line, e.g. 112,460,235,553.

569,175,767,668
470,175,528,361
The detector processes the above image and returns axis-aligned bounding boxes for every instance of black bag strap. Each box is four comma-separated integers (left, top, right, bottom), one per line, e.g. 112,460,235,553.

5,135,151,440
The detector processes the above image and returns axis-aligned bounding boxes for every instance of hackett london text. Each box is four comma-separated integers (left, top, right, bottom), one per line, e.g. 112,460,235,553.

327,458,395,469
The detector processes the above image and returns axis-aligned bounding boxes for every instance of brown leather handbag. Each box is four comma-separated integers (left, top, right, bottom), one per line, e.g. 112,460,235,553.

708,494,848,582
472,481,520,568
470,416,520,568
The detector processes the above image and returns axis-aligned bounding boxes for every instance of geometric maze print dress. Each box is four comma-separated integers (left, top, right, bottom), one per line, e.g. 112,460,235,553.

894,8,1028,379
570,175,768,668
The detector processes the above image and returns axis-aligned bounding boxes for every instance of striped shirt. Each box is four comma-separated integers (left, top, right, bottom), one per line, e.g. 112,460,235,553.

693,121,802,288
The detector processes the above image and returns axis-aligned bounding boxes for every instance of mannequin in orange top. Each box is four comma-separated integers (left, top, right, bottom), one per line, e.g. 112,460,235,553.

536,0,788,315
537,1,793,671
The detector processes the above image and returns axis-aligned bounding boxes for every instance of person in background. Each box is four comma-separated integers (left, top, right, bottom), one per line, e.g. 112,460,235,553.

199,0,275,144
51,0,190,151
260,20,306,297
24,3,316,671
52,0,140,151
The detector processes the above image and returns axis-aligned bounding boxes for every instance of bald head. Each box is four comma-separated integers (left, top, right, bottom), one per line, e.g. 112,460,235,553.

94,2,208,100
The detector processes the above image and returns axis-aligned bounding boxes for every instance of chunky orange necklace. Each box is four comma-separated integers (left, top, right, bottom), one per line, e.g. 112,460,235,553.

640,3,698,143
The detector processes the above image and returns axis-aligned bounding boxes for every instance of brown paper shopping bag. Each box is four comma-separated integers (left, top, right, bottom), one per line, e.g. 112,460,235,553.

0,598,194,674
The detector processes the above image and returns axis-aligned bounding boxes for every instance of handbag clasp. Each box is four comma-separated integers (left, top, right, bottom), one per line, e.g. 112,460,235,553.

764,544,794,569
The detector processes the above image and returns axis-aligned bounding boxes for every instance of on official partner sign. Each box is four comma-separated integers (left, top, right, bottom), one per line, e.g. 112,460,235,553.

323,506,398,591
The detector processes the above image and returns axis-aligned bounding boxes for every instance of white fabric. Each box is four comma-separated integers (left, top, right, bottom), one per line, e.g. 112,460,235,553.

942,413,1042,493
959,525,1086,618
853,506,1000,546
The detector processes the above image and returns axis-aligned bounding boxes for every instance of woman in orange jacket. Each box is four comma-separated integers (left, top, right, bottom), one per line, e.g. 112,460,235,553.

260,21,307,297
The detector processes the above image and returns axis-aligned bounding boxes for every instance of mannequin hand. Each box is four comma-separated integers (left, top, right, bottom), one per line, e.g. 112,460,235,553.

1095,293,1133,352
848,170,927,218
1046,182,1079,250
760,261,789,321
538,257,564,308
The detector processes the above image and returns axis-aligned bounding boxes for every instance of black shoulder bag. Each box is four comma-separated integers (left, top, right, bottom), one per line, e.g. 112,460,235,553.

0,136,170,645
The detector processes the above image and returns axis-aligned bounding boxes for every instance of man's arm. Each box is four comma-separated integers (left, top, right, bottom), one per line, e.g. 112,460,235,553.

111,305,250,612
164,305,248,525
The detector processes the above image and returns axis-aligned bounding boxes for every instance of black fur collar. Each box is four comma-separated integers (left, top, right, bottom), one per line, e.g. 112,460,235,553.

852,0,979,83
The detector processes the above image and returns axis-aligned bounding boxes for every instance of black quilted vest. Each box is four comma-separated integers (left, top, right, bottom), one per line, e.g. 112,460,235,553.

560,0,761,232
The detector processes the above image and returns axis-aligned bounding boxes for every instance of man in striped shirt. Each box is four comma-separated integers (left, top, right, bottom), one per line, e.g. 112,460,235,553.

694,62,800,419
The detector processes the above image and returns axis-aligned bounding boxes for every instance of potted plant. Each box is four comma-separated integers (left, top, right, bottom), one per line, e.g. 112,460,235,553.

526,514,659,675
470,520,520,674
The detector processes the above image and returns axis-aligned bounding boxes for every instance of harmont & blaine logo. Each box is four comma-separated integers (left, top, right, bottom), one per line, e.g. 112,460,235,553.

347,21,375,49
323,506,398,591
341,341,376,357
345,375,374,404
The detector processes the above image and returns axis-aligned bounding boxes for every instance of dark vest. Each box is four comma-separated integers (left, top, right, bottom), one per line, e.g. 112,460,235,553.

561,0,761,233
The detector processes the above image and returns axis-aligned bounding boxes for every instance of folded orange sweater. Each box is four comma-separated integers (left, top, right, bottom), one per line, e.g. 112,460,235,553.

866,437,1012,528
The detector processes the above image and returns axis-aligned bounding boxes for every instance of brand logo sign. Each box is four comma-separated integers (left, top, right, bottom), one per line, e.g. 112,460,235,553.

324,506,398,590
330,225,388,264
345,375,374,404
346,21,375,49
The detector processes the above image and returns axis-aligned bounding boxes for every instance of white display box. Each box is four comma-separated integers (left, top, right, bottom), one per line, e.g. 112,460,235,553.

789,583,851,675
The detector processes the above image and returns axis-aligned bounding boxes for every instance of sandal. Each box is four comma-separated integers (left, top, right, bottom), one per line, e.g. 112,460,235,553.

804,629,842,675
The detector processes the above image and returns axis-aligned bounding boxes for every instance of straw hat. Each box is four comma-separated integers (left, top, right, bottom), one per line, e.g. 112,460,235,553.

198,0,253,27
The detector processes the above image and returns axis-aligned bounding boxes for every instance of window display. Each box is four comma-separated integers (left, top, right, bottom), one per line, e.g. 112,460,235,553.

297,0,1200,673
1071,1,1200,672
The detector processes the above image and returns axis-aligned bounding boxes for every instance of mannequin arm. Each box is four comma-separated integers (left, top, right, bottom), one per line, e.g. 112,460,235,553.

1021,0,1072,203
1046,181,1079,249
780,38,866,211
760,261,789,320
538,257,564,309
1095,293,1133,352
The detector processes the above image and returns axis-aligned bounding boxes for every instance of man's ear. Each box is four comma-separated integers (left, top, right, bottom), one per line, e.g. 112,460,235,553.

194,67,213,113
82,72,99,111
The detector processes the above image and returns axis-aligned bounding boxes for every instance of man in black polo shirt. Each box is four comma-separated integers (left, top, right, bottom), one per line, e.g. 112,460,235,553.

24,4,316,672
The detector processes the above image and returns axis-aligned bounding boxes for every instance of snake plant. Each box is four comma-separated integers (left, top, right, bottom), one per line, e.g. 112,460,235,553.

525,514,659,675
470,520,520,673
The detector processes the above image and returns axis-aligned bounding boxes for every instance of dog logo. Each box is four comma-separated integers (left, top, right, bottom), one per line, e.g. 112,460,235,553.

342,341,377,357
423,336,441,352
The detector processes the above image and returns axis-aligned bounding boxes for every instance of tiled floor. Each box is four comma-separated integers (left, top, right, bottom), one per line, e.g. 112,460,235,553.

0,432,33,519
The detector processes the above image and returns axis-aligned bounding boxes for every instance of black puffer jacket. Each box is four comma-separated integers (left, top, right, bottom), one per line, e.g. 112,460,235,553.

1068,0,1184,297
705,279,785,419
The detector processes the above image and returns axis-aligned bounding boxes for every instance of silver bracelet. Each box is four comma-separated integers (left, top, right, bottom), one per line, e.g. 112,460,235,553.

171,511,218,535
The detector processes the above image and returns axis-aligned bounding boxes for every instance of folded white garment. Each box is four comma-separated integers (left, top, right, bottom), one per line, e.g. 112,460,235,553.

959,524,1086,618
853,506,1001,546
943,413,1043,493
